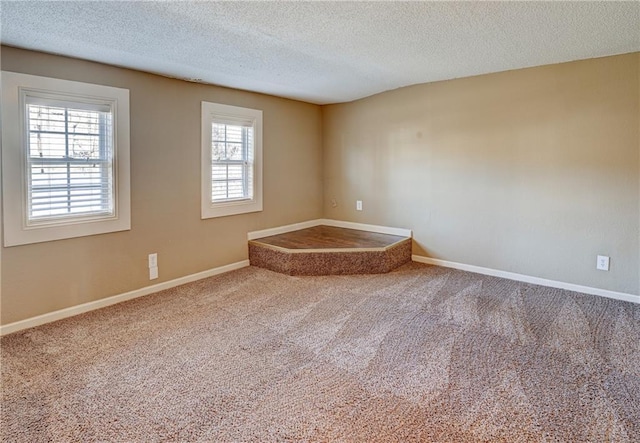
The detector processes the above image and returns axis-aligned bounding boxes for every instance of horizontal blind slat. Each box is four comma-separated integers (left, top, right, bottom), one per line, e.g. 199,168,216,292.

31,198,111,209
31,194,111,202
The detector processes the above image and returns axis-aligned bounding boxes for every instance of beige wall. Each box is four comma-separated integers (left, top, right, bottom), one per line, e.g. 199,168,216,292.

2,48,638,326
1,47,323,324
323,53,640,295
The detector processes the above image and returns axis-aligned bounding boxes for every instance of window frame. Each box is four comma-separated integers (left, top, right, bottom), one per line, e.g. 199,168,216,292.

201,101,263,219
1,71,131,246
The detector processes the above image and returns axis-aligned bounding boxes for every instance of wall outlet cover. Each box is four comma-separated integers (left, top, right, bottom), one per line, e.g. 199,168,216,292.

596,255,610,271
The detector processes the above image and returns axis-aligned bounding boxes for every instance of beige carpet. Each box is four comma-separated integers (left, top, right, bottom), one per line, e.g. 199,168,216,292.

1,263,639,442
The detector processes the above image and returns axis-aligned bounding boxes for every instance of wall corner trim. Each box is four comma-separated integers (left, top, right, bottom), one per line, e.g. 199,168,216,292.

0,259,250,336
248,219,412,240
412,255,639,305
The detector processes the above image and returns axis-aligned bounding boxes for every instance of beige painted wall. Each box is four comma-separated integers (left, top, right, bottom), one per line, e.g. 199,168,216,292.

1,48,638,326
323,53,640,295
1,47,323,324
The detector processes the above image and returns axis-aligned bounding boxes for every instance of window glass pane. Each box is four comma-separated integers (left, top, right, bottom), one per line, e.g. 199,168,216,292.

246,129,254,163
227,180,245,199
212,164,227,181
212,142,226,161
67,109,101,135
212,181,228,201
247,163,254,197
28,104,66,132
69,134,102,159
227,164,244,180
29,132,66,158
222,125,243,143
212,123,226,141
225,142,243,161
30,163,69,187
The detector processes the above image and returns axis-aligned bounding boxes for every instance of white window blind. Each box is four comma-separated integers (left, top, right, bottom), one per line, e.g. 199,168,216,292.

211,121,253,202
26,98,115,222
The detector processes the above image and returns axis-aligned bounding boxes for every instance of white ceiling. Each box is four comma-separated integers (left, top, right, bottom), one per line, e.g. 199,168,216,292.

2,1,639,105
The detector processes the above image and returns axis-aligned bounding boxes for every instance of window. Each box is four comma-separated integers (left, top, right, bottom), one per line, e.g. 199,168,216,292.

201,102,262,219
1,71,130,246
26,99,114,221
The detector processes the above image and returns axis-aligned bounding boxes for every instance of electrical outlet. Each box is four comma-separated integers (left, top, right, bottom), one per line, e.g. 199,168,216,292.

149,266,158,280
596,255,610,271
148,253,158,268
356,200,363,211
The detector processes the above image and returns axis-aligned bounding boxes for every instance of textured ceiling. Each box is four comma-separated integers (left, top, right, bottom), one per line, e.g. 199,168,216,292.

1,1,639,104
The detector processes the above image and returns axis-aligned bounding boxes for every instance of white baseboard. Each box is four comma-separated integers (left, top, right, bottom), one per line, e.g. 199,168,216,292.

0,260,250,336
4,253,634,336
321,219,412,238
248,219,412,240
248,220,322,240
412,255,639,305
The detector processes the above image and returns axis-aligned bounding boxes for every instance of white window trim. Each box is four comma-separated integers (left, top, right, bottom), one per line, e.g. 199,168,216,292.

1,71,131,246
201,101,263,219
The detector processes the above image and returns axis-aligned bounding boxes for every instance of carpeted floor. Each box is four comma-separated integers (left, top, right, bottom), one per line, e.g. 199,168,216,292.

1,263,639,442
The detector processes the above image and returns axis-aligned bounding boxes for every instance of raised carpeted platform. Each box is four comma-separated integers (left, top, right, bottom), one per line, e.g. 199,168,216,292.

248,225,412,275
